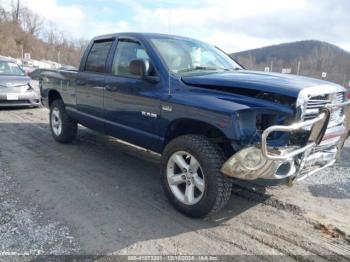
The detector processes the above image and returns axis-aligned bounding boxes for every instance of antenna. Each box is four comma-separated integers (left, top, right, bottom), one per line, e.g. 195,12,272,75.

168,9,172,96
168,9,172,34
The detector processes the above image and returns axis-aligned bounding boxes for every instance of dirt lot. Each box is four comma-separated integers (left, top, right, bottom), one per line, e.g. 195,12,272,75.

0,107,349,261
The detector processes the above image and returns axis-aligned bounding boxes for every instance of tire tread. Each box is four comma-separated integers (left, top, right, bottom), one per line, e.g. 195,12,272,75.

161,134,232,218
50,99,77,143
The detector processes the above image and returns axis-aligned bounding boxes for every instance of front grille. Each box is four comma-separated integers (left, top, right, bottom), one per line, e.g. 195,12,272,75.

332,92,346,123
0,100,30,105
303,92,345,127
0,85,28,93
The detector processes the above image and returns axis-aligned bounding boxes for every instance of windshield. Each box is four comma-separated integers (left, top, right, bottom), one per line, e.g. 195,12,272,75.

0,61,24,76
150,37,242,74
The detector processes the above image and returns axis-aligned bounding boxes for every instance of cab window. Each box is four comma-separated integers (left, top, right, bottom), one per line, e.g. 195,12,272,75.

85,40,113,73
112,40,151,76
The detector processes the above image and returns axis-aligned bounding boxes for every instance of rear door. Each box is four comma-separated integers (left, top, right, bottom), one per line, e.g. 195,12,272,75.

75,39,114,130
104,39,162,151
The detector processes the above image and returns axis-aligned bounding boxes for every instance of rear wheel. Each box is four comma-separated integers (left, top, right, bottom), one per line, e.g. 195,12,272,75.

161,135,232,218
50,99,77,143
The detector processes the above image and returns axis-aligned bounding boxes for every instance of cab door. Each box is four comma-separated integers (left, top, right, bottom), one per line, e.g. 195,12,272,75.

104,39,162,151
75,39,114,130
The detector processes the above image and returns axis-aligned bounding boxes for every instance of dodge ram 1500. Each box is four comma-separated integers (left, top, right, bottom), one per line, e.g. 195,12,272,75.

36,33,350,217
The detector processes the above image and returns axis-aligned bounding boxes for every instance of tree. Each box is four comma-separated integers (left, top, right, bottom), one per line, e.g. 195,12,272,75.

20,7,43,36
0,6,8,21
11,0,20,22
0,2,86,66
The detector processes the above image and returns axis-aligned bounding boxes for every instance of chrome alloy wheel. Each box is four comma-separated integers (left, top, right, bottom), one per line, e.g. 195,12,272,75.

51,108,62,136
166,151,205,205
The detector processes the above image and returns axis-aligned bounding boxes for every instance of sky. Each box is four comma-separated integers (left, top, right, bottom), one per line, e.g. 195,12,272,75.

2,0,350,53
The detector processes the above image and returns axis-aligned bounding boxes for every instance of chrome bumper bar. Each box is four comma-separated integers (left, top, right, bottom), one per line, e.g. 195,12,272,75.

221,100,350,183
261,112,329,161
262,100,350,162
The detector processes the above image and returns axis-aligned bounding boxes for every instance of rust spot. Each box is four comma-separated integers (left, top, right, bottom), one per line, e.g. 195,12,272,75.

313,223,350,243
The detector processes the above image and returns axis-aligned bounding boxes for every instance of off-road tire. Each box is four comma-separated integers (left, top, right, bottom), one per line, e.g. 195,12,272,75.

50,99,77,143
161,135,232,218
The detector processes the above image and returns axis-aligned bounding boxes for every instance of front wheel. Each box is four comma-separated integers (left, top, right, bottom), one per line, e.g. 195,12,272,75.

50,99,77,143
161,135,232,218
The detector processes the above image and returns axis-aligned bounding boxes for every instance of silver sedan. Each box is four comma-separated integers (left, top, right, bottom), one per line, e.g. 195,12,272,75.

0,59,40,107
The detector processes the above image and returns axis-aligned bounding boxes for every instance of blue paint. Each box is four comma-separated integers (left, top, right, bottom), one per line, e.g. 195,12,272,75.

39,33,340,153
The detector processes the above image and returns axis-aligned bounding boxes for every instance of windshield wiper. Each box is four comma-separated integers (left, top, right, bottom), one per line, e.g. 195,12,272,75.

223,67,242,71
178,66,226,73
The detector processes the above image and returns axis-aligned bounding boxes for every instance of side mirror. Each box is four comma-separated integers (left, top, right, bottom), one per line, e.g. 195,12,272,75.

130,59,149,77
129,59,160,83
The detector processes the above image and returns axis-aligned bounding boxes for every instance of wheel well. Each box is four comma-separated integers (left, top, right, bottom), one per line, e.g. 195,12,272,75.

164,119,235,157
48,90,62,107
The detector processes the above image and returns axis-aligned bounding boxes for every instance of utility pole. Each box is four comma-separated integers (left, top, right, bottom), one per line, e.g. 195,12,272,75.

297,61,301,75
270,61,274,72
343,74,346,87
15,0,20,22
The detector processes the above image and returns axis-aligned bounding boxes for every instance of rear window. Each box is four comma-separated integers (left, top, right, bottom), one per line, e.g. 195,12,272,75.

85,40,113,73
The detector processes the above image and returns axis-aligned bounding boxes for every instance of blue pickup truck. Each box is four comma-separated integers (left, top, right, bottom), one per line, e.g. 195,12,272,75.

37,33,350,217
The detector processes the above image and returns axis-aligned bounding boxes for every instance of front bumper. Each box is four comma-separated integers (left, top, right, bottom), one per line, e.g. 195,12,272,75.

0,91,40,107
221,101,350,183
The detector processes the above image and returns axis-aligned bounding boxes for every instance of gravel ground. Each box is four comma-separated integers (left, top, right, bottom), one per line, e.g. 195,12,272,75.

303,166,350,199
0,107,349,261
300,145,350,199
0,146,80,255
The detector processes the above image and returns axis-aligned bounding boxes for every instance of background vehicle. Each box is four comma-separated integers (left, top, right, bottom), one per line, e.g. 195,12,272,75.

0,58,40,107
35,33,350,217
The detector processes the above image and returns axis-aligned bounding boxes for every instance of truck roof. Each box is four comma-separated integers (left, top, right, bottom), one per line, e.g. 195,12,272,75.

92,32,199,42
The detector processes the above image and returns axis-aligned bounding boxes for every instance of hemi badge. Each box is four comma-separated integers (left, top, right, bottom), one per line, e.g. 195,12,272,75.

162,105,172,112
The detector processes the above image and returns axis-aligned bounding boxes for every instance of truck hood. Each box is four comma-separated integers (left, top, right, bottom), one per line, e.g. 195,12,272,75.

0,75,31,88
181,70,335,98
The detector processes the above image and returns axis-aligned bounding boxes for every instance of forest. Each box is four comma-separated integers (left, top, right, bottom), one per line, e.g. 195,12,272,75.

0,0,86,66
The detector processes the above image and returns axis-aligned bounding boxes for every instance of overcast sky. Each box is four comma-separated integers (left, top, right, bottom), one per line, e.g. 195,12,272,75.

3,0,350,53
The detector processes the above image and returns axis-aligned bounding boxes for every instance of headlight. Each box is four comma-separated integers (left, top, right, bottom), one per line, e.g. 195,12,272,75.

221,146,297,180
221,146,271,180
238,147,266,170
21,85,29,92
29,80,39,90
